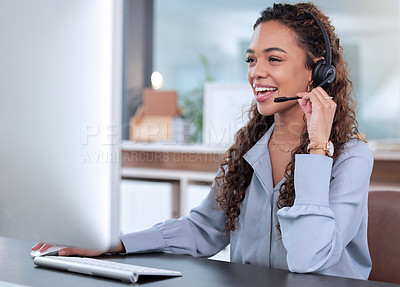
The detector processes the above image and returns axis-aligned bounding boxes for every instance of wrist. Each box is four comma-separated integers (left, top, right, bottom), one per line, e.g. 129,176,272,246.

110,240,126,253
309,149,326,155
307,141,334,157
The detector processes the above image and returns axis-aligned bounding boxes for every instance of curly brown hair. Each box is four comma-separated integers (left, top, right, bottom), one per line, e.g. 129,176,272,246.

215,2,360,232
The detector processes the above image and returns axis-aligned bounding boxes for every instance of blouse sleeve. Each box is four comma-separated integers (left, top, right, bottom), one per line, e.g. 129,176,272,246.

120,176,230,258
276,140,373,273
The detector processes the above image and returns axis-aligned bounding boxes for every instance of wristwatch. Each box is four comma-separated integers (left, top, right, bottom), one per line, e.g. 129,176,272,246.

307,141,334,157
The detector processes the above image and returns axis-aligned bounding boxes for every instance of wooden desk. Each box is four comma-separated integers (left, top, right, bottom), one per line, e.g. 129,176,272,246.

0,237,398,287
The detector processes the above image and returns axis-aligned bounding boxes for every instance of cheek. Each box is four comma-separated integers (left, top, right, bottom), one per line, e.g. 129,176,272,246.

247,70,255,92
279,67,310,92
279,66,301,82
293,66,312,85
247,68,253,83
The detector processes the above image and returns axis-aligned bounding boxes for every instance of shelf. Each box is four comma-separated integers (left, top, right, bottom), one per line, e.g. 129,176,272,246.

121,167,216,182
122,141,226,154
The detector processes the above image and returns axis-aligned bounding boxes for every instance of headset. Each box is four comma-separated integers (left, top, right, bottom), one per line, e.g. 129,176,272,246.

303,8,336,88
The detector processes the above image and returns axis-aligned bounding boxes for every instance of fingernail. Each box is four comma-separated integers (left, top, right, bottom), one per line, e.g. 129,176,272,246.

59,250,66,256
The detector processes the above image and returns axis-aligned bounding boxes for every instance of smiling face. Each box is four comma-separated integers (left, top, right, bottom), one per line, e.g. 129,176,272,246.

246,21,312,116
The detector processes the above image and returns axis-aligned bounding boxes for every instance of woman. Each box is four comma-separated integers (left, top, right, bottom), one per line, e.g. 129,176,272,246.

33,2,373,279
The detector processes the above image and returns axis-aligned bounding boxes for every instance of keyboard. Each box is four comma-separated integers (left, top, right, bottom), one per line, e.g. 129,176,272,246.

33,256,182,283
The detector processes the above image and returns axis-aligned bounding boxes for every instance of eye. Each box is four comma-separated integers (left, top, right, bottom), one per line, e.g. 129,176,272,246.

269,57,282,62
245,57,255,64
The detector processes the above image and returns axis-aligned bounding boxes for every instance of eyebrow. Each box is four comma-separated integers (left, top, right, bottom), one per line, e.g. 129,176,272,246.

246,47,287,54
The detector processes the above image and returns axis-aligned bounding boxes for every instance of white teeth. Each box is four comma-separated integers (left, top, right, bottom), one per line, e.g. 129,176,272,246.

254,86,277,92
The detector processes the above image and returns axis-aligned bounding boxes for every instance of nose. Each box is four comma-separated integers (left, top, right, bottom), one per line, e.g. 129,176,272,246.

250,61,268,79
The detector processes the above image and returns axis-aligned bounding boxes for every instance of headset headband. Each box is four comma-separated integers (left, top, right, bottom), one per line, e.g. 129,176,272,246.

301,8,332,66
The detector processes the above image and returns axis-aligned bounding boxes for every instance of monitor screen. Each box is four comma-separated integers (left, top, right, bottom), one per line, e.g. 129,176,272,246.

0,0,123,251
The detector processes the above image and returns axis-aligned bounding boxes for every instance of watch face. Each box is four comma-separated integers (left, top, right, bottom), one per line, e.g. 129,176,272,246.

327,141,334,157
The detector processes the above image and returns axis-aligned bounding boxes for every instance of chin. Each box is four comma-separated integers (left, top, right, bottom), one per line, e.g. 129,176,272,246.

256,100,298,116
256,105,275,116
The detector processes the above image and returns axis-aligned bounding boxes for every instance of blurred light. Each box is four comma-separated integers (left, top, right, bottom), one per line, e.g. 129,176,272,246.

151,71,164,89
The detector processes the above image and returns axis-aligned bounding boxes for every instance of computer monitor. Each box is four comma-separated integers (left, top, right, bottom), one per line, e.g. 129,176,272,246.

0,0,123,251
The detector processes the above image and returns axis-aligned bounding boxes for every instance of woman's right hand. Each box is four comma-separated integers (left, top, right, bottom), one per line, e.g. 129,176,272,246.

297,87,336,148
32,240,125,257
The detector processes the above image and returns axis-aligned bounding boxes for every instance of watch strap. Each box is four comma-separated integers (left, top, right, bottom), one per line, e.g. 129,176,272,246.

307,141,334,157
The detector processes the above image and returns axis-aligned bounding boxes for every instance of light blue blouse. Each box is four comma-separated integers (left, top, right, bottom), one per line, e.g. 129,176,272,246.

120,125,373,279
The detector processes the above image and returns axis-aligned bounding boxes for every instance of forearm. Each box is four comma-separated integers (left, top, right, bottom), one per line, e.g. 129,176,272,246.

278,146,372,274
277,154,335,272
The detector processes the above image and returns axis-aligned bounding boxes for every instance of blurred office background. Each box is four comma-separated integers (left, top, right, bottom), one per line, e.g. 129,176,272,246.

151,0,399,140
120,0,400,261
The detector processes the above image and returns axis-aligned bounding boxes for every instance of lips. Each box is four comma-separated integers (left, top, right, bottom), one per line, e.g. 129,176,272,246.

253,85,278,102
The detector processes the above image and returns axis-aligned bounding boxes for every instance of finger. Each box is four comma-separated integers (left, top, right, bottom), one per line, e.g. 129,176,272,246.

313,88,332,109
296,92,309,106
300,91,324,121
314,87,336,109
32,242,44,251
39,243,54,252
296,91,322,107
308,89,324,108
297,96,312,115
296,93,313,116
295,94,312,120
314,89,337,122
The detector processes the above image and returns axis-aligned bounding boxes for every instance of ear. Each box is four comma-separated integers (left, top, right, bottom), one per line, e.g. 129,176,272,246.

308,56,325,82
307,70,313,82
314,56,324,64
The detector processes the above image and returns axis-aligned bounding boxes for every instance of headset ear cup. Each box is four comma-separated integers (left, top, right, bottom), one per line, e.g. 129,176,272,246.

312,61,336,87
323,64,336,84
312,60,325,86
